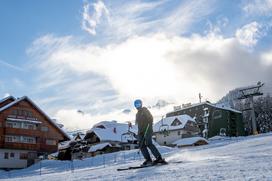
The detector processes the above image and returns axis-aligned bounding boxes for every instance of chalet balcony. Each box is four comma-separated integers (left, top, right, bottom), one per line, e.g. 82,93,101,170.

4,127,41,137
3,141,57,153
3,142,40,150
40,144,58,153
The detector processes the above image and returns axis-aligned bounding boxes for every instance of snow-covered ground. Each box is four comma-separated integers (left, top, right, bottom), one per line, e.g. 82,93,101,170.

1,133,272,181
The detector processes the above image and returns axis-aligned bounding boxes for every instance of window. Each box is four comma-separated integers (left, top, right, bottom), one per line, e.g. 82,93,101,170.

11,109,17,115
46,139,57,145
178,131,181,135
22,136,36,144
22,123,36,130
27,111,33,117
10,153,15,158
213,110,222,119
96,125,105,129
18,110,22,116
6,121,21,128
20,153,28,160
6,122,13,128
28,124,34,130
41,126,49,132
4,152,9,159
5,135,15,142
171,118,182,126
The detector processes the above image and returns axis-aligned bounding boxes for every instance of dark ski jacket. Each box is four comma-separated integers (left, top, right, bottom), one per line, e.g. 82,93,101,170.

135,107,153,136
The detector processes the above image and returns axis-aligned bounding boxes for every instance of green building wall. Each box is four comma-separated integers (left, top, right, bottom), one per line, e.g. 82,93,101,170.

166,102,245,138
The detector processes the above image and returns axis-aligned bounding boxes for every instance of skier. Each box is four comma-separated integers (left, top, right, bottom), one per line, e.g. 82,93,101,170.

134,99,166,166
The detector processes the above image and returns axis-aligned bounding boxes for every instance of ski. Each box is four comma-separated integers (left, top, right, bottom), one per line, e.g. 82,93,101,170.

117,161,182,171
117,165,153,171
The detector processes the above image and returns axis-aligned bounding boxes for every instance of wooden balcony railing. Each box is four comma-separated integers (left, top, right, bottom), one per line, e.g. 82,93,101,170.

4,127,41,137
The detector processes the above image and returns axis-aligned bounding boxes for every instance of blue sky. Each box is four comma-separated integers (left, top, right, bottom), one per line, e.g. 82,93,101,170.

0,0,272,130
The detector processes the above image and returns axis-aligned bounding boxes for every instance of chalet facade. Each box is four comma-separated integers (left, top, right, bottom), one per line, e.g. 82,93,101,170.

0,96,70,169
167,101,245,138
153,114,200,146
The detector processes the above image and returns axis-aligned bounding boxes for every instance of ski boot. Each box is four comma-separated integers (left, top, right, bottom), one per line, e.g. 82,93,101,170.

141,159,153,166
153,157,167,165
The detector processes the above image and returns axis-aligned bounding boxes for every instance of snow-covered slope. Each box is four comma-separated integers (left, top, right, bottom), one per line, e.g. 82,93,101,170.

1,133,272,181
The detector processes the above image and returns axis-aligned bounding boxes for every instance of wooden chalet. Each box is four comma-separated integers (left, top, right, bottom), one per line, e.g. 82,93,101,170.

0,96,70,169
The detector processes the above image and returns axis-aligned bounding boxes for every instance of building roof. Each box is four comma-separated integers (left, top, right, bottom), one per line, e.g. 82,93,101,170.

172,136,208,147
73,133,85,141
168,101,242,114
0,96,15,106
88,142,112,153
0,96,70,141
86,121,138,142
58,140,72,150
153,114,195,133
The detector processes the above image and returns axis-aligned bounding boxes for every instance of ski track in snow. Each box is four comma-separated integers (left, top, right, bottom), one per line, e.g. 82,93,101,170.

0,133,272,181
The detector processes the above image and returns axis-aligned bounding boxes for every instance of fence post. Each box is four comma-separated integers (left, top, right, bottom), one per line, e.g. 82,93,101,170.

123,152,126,163
40,160,42,176
114,154,117,163
71,160,74,173
103,155,105,168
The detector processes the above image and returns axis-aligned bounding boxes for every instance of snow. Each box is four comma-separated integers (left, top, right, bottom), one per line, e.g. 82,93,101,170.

153,114,195,132
1,133,272,180
214,104,242,113
172,137,208,147
88,142,112,152
58,140,72,150
169,102,242,114
86,121,138,142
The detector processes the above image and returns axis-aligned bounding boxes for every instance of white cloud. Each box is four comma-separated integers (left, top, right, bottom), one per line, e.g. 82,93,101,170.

235,22,263,47
243,0,272,16
81,0,216,39
0,59,25,72
261,50,272,65
25,1,272,130
28,31,272,130
81,0,109,35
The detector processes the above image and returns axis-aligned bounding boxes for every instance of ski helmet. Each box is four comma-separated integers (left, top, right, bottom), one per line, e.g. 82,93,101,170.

134,99,142,109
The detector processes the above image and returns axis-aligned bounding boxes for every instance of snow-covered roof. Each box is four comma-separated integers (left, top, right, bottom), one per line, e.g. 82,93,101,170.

153,114,195,133
172,137,208,147
49,152,59,157
73,133,85,140
86,121,138,142
169,101,241,114
0,96,15,105
0,96,70,140
88,142,112,153
58,140,72,150
93,120,117,128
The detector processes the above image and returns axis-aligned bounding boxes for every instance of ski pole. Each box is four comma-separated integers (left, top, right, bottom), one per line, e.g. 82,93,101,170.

138,123,150,154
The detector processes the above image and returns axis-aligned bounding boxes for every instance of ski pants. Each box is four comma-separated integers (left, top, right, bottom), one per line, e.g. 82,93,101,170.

138,133,162,161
